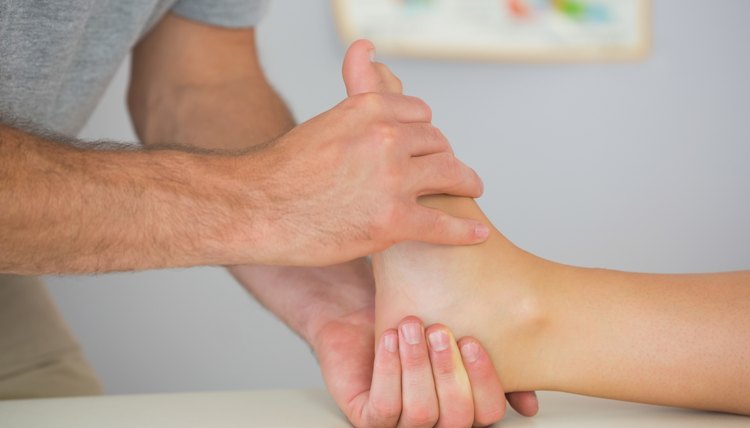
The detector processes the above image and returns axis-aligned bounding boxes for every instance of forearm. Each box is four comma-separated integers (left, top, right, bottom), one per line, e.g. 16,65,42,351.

128,17,359,342
129,67,293,153
0,123,264,274
128,12,293,153
133,59,375,343
538,266,750,413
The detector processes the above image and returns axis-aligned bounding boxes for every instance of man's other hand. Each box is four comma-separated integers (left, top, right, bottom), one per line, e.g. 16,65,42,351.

230,43,488,266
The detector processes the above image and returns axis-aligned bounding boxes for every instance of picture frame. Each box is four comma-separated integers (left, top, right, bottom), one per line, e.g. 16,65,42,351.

332,0,650,62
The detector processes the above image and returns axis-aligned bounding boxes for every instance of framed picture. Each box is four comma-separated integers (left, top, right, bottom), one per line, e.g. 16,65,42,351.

332,0,650,61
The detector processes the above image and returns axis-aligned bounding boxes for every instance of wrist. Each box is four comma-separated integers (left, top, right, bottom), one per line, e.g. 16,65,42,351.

230,264,329,343
135,149,242,266
230,259,375,346
302,260,377,346
124,148,275,268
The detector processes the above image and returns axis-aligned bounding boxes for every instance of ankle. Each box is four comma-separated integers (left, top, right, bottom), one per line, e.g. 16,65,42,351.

482,252,554,392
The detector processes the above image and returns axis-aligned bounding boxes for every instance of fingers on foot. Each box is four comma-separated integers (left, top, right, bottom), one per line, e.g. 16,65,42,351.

457,337,507,427
425,324,474,428
365,329,403,427
397,317,439,427
410,153,483,198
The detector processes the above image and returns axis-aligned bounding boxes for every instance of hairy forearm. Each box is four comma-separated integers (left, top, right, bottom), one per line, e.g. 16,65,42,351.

131,70,376,336
3,14,298,275
129,39,382,346
126,15,385,346
0,123,270,274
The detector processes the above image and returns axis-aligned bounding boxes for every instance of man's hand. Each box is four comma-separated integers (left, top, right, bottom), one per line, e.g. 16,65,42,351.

129,13,488,269
128,15,538,424
315,309,509,427
232,260,536,427
230,92,489,266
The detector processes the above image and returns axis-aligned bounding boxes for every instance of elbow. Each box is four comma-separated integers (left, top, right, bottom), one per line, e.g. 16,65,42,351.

126,83,148,142
127,81,180,147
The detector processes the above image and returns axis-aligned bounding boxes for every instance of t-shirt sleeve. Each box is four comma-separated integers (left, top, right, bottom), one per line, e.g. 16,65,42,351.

170,0,269,28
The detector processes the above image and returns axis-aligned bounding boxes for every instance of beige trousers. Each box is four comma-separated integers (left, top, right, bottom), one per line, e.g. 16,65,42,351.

0,274,102,399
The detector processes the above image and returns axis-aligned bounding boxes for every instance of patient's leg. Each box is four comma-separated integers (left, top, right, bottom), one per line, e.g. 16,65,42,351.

373,195,750,414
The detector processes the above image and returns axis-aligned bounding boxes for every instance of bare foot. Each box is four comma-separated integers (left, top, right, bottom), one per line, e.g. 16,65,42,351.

339,39,551,394
373,195,554,392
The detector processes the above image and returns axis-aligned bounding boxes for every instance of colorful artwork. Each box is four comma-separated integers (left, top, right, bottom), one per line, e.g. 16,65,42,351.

508,0,611,22
333,0,650,61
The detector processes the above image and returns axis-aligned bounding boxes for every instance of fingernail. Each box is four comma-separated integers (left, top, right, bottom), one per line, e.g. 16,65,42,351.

368,49,376,62
427,330,449,352
383,331,398,353
460,341,480,363
476,170,485,195
475,224,490,240
400,322,422,345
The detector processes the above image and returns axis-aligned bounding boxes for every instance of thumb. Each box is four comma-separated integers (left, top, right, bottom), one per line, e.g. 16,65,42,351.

342,39,403,96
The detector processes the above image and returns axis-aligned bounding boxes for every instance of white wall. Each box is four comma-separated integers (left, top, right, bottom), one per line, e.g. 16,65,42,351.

46,0,750,394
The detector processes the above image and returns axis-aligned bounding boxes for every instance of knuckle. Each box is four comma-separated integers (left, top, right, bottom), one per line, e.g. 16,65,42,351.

442,155,463,180
356,92,387,112
368,201,402,242
438,409,474,428
429,126,449,148
341,94,362,111
412,97,432,120
370,397,401,420
402,407,439,428
428,153,460,183
393,76,404,91
371,122,398,148
431,355,456,378
426,211,448,234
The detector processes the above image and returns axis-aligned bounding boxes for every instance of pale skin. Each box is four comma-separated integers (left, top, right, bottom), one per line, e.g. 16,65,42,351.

367,59,750,415
129,20,537,427
127,18,538,427
1,17,531,423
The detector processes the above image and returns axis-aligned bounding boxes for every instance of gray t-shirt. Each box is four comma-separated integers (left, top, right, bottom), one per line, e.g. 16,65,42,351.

0,0,268,136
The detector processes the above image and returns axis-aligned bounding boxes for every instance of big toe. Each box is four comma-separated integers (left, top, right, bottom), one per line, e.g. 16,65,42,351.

342,39,383,96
